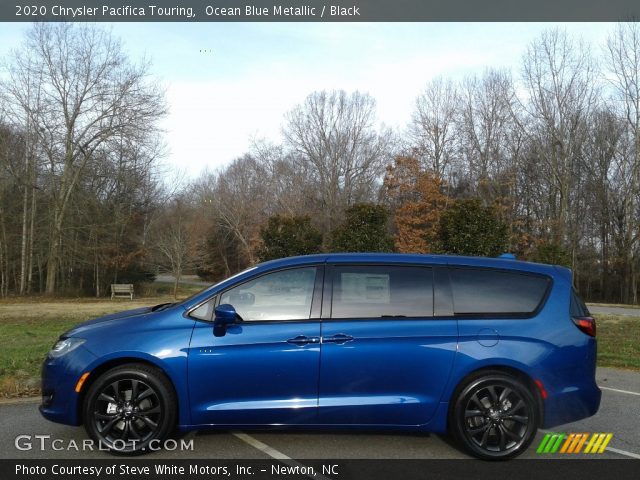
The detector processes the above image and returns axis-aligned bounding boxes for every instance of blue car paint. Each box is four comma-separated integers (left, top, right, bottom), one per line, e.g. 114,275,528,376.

40,253,601,435
317,318,457,426
188,320,321,425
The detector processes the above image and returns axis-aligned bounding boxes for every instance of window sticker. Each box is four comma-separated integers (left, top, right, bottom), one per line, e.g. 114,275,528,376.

340,273,390,304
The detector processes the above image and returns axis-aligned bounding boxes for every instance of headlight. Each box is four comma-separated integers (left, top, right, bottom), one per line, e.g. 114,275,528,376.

49,338,85,358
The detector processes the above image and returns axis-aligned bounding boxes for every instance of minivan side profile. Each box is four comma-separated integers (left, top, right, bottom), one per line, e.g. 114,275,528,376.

40,253,601,459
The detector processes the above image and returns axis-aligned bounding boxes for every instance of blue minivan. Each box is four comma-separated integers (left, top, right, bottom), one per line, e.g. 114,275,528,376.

40,254,601,459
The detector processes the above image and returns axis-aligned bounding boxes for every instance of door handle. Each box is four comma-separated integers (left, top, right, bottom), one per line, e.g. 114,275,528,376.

286,335,320,346
323,333,354,345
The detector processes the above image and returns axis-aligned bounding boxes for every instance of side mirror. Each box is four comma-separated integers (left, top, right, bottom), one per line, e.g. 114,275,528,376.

214,304,238,325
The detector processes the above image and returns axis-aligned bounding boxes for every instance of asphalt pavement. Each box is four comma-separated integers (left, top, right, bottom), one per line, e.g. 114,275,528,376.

1,367,638,460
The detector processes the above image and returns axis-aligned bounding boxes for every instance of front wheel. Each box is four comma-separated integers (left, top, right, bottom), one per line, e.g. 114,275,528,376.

450,373,539,460
82,363,176,454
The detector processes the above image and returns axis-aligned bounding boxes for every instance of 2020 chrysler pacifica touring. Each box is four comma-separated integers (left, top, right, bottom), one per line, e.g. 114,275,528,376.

40,253,601,459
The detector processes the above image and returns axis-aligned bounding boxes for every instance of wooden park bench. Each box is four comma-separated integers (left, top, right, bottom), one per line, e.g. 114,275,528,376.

110,284,134,300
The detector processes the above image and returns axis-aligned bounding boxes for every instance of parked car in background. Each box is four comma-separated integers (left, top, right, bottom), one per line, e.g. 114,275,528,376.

40,253,600,459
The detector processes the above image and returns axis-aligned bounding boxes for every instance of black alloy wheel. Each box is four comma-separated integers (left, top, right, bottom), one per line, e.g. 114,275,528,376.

451,373,539,460
83,363,176,454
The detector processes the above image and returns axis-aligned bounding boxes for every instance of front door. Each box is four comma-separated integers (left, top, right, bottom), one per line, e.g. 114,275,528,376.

188,266,322,425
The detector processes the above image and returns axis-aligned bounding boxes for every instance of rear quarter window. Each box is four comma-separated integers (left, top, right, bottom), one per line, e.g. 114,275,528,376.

449,268,550,316
570,288,591,317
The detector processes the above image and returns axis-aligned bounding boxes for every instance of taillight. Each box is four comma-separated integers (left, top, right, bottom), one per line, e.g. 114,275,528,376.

572,316,596,337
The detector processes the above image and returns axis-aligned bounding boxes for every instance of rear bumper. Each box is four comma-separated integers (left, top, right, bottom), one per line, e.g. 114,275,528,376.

541,374,601,428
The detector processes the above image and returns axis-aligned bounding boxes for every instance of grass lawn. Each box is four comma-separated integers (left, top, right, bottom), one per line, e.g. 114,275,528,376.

596,314,640,370
0,284,205,397
0,297,638,397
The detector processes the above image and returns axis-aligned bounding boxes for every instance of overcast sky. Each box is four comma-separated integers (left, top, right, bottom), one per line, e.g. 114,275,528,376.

0,22,615,178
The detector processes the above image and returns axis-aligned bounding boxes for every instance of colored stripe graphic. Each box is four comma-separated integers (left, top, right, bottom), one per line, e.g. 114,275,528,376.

537,433,552,453
584,433,598,453
536,432,613,454
560,434,575,453
543,434,558,453
569,434,586,453
550,434,566,453
590,434,607,453
598,434,613,453
538,433,566,453
573,433,589,453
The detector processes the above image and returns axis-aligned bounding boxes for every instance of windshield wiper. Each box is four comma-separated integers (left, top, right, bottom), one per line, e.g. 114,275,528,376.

380,315,407,318
151,302,175,312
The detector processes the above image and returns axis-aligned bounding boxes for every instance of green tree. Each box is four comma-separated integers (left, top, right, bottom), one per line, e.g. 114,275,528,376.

258,215,323,261
530,241,571,267
437,199,508,256
329,203,394,253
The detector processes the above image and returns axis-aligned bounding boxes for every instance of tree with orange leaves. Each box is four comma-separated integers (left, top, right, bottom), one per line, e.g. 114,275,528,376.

383,156,449,253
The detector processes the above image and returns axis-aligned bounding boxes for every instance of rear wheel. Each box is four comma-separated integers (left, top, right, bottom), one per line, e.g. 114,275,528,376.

451,373,538,460
82,363,176,454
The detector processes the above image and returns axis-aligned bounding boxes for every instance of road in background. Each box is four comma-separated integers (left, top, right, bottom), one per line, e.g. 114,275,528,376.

154,274,209,287
588,305,640,317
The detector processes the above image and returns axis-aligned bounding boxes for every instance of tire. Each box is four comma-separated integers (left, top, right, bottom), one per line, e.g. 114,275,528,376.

450,372,539,460
82,363,177,455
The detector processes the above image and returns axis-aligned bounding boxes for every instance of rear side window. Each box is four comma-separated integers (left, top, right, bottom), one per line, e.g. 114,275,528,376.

331,265,433,318
449,268,550,315
570,288,591,317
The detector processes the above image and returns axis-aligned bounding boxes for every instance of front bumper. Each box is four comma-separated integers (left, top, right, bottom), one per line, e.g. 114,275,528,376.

39,346,97,426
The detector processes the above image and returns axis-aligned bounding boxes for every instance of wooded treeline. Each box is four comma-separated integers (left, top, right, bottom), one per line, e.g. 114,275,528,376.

0,23,167,296
1,23,639,303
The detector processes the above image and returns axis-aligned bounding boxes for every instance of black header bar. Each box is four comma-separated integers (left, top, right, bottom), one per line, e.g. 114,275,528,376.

3,0,640,22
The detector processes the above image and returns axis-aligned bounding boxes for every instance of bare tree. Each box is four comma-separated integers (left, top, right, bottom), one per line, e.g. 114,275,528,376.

410,77,459,177
582,107,625,300
192,155,270,266
251,139,318,218
605,22,640,303
152,200,192,299
283,90,391,231
0,50,43,295
459,70,516,185
1,23,166,294
520,28,598,252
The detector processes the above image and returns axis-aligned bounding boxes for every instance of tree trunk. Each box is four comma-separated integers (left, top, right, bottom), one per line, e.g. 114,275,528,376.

37,254,43,293
45,151,87,294
0,206,8,297
19,180,28,294
632,257,638,305
46,216,63,295
173,270,181,300
0,211,5,298
600,223,608,301
26,181,36,294
95,258,100,298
